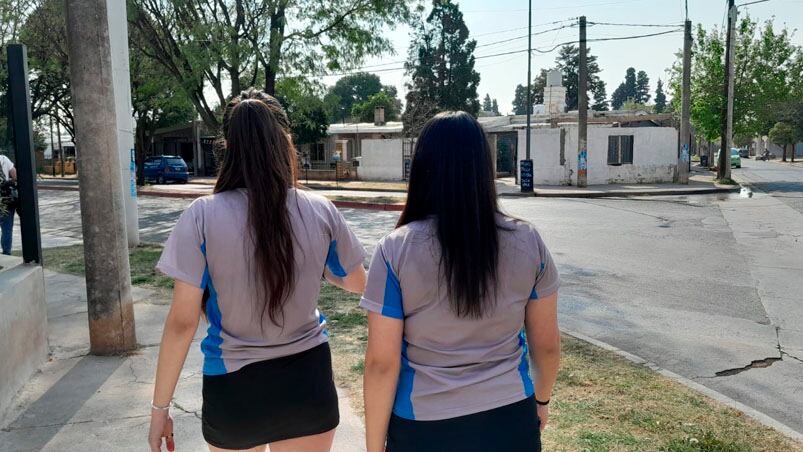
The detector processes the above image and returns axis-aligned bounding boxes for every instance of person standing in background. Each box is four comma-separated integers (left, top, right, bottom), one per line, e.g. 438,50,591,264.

0,153,18,255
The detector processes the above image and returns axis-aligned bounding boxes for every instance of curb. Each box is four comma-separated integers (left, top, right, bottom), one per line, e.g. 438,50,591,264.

299,183,407,194
498,186,740,198
38,184,406,211
563,330,803,444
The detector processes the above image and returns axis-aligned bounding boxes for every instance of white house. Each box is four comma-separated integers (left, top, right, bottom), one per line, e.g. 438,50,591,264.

517,122,679,186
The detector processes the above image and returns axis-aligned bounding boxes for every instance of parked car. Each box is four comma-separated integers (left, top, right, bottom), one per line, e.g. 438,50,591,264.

714,148,742,168
143,155,189,184
738,148,750,158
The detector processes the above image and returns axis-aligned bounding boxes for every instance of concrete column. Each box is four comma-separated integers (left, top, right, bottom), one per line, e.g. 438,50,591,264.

107,0,139,246
65,0,137,354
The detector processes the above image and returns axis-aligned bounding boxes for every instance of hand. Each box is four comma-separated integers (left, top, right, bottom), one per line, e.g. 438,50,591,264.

536,404,549,432
148,409,175,451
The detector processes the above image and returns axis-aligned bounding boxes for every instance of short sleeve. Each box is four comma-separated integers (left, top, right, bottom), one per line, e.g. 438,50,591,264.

156,201,207,288
323,203,367,279
359,242,403,319
529,232,560,300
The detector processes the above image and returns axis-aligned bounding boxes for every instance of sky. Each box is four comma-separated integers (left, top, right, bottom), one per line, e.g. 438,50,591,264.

316,0,803,115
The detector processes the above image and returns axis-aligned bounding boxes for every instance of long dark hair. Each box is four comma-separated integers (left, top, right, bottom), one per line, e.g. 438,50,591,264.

214,88,298,325
398,111,501,318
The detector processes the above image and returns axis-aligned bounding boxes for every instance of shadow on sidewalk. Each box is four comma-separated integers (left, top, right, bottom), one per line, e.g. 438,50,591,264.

2,356,124,449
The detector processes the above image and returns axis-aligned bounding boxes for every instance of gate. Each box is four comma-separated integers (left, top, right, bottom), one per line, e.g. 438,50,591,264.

402,138,415,180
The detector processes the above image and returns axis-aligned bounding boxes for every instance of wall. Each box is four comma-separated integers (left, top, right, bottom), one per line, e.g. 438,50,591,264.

0,257,48,425
517,126,678,185
360,138,405,180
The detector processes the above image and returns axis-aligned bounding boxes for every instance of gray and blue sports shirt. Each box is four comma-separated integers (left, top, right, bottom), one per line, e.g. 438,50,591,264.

360,216,560,421
157,188,366,375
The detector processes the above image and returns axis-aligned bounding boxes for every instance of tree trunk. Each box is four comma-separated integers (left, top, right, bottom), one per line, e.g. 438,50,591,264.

265,4,286,95
782,144,787,162
792,144,796,163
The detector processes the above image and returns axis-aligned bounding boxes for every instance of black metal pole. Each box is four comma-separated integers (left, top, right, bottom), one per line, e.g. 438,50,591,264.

7,44,42,265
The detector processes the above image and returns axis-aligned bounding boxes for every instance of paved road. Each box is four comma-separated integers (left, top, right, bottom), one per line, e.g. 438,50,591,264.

13,174,803,436
735,158,803,214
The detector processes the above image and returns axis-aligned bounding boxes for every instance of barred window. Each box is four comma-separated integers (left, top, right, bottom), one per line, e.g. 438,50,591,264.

608,135,634,165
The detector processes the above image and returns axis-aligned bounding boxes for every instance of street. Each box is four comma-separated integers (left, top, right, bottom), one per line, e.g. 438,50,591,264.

14,158,803,436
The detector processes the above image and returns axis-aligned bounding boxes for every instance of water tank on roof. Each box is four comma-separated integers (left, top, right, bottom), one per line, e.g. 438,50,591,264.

546,69,562,87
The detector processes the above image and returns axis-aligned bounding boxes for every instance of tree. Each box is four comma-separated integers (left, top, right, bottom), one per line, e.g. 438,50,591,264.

1,0,37,154
533,69,548,105
555,45,604,111
491,99,500,116
482,94,493,112
592,80,609,111
327,72,398,122
622,100,653,112
129,0,417,131
351,91,401,122
130,28,196,184
667,16,803,143
18,0,74,136
275,78,329,146
512,84,531,115
611,67,637,110
635,70,651,104
654,78,667,113
768,122,799,162
402,0,480,136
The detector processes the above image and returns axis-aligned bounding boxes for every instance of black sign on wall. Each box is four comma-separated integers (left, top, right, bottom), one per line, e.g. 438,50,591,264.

520,159,533,193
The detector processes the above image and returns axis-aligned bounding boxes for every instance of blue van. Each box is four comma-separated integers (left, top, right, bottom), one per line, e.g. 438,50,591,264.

143,156,189,184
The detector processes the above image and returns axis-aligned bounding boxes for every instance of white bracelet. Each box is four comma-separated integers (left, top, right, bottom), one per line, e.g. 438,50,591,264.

151,400,171,411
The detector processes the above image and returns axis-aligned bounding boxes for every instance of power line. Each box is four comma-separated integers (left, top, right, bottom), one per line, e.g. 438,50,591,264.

587,21,684,27
532,28,683,54
472,18,579,37
476,23,578,49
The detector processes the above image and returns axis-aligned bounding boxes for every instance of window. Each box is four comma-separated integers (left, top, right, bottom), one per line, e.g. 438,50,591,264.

607,135,634,165
310,142,325,161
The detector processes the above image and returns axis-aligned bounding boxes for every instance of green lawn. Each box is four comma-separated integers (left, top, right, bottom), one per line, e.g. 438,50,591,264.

42,245,802,452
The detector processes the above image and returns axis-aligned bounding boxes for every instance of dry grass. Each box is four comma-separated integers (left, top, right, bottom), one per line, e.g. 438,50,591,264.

42,247,803,451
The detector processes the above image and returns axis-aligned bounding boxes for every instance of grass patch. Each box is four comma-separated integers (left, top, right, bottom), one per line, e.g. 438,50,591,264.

716,178,739,186
40,245,803,451
40,244,174,292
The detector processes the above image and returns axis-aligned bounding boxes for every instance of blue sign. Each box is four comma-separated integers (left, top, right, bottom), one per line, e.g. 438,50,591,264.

130,149,137,198
520,159,534,192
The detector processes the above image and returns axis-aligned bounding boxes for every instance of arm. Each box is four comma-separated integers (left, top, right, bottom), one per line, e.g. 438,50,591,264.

148,280,203,451
9,167,16,181
364,312,403,452
326,264,367,294
525,291,560,431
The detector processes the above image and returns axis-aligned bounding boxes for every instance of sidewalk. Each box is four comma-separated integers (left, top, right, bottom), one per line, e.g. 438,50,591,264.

497,170,740,198
0,271,366,452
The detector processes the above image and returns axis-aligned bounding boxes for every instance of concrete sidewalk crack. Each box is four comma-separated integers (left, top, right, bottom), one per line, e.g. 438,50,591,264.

0,414,150,432
714,357,783,377
171,401,201,420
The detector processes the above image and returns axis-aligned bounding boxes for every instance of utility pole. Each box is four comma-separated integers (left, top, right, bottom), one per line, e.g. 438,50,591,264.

56,118,64,177
678,19,692,184
65,0,137,354
48,115,55,177
719,0,735,181
107,0,140,247
577,16,588,188
520,0,534,193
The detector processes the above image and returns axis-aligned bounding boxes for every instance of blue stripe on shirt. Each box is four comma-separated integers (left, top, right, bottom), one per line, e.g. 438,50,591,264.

326,240,347,277
381,261,404,319
199,241,226,375
393,340,416,419
517,331,535,398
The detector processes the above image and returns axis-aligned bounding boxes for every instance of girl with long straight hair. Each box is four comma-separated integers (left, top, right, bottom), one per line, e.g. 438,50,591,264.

148,89,367,452
361,111,561,452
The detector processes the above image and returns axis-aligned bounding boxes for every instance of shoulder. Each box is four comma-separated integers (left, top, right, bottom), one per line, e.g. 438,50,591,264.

0,155,11,166
377,220,432,256
498,214,550,251
294,188,335,211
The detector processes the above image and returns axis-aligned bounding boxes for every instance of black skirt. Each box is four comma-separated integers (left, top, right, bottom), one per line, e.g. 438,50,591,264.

201,342,339,450
387,397,541,452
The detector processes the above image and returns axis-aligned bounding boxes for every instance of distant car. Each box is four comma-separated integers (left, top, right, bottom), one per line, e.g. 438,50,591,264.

714,148,742,168
143,156,189,184
738,148,750,158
